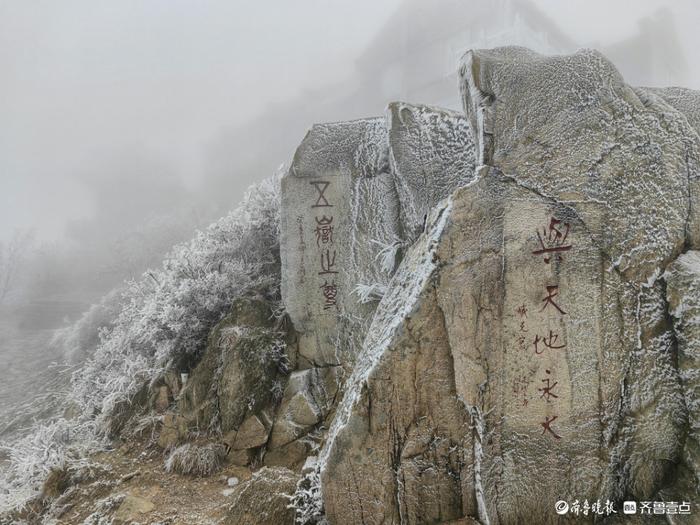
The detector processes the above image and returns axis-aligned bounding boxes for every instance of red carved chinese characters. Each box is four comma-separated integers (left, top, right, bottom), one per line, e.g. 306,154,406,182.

532,217,571,263
314,215,334,246
540,415,561,439
310,181,333,208
310,181,339,309
541,285,567,315
527,216,571,439
515,304,529,351
533,330,566,355
319,249,338,275
538,369,559,402
320,280,338,310
512,374,533,407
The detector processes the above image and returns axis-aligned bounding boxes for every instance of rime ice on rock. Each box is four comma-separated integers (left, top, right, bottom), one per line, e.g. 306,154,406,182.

280,105,476,370
278,106,478,501
281,118,400,368
645,86,700,133
664,251,700,498
319,188,475,524
641,86,700,248
456,47,694,520
387,102,476,242
8,45,699,525
320,171,613,524
314,48,700,524
460,47,697,279
268,367,339,450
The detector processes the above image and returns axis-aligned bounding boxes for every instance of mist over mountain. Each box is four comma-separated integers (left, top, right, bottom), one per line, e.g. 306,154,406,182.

1,2,699,523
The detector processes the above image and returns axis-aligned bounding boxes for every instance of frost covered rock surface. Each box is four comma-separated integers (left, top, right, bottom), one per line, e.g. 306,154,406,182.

460,46,698,277
307,47,700,524
5,46,700,525
177,296,289,435
280,104,476,373
387,102,476,242
280,117,401,369
664,251,700,497
320,193,475,524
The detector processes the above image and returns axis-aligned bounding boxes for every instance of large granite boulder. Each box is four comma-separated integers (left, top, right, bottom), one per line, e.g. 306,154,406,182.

280,105,476,372
267,366,340,450
319,187,475,524
664,251,700,501
280,117,398,369
454,48,699,517
319,166,693,523
312,47,699,524
459,47,698,277
276,104,477,479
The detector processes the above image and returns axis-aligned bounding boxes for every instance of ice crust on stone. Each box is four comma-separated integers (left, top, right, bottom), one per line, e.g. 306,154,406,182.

280,104,476,372
460,46,699,279
298,47,700,524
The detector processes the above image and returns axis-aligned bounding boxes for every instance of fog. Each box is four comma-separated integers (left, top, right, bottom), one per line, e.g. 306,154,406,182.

2,0,698,245
1,0,699,436
0,0,402,240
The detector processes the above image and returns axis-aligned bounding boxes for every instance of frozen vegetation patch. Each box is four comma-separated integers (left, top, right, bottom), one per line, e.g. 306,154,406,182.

289,463,325,524
0,174,282,514
69,174,282,432
0,418,101,512
80,493,126,525
51,288,124,365
164,443,227,477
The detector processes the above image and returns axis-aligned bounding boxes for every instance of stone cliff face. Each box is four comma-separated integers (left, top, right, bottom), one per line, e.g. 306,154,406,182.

278,48,700,524
280,104,475,373
62,47,698,525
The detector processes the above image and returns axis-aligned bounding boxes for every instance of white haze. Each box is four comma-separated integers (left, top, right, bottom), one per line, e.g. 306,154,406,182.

1,0,698,245
0,0,402,242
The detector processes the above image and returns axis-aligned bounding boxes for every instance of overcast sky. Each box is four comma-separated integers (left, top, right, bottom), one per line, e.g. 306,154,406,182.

1,0,698,241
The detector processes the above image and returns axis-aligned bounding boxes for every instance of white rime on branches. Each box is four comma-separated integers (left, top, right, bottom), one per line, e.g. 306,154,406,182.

0,174,283,514
289,464,326,524
70,174,282,432
351,283,387,304
370,236,407,275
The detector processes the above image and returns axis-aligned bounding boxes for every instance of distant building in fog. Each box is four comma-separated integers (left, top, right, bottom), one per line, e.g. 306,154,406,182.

353,0,687,108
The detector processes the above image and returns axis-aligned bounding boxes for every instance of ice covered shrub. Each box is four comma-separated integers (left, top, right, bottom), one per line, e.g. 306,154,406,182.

289,464,325,524
50,287,123,364
164,442,227,477
0,417,100,512
352,282,387,304
0,174,282,514
68,174,282,433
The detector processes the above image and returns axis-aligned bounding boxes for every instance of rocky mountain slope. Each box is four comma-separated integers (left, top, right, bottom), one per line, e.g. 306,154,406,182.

3,46,699,525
